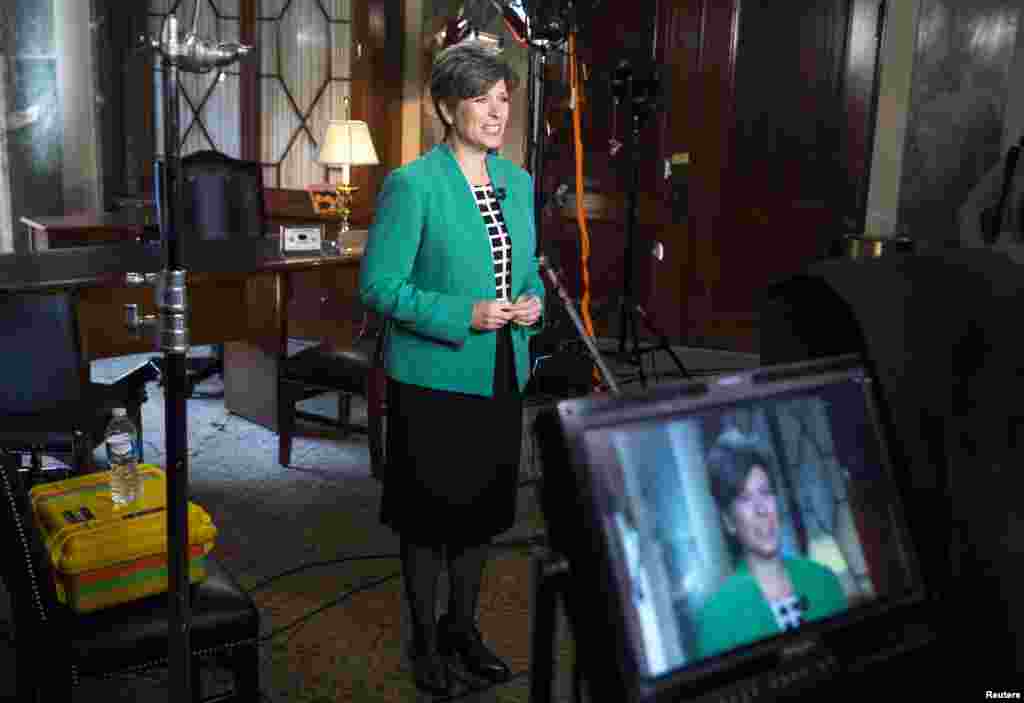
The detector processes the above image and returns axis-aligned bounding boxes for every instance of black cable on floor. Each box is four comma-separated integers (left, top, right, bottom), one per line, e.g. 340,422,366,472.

440,669,530,701
245,553,400,593
258,571,401,644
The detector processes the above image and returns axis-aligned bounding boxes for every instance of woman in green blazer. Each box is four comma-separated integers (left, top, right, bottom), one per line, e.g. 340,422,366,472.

359,41,544,695
694,436,848,661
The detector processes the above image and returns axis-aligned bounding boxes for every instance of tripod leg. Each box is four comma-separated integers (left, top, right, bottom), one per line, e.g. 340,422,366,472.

530,551,570,703
616,296,629,356
634,305,692,379
629,305,648,386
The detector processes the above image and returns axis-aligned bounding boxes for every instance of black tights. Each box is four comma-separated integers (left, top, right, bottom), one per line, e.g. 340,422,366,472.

401,537,490,652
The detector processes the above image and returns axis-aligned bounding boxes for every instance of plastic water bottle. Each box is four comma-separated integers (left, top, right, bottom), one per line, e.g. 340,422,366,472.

105,407,140,506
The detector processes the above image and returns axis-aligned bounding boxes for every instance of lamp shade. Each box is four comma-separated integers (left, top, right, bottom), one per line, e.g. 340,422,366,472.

318,120,380,166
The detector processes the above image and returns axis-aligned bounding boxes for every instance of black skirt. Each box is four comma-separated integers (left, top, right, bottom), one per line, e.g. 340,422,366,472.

380,326,523,545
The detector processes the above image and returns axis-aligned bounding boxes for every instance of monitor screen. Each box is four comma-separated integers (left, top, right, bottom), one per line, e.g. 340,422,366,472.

537,355,934,701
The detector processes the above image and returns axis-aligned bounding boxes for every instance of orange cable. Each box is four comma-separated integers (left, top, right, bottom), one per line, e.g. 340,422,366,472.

568,33,600,385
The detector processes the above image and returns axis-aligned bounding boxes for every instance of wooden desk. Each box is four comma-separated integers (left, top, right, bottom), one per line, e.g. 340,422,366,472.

223,231,368,431
21,188,350,254
21,212,153,252
0,236,366,432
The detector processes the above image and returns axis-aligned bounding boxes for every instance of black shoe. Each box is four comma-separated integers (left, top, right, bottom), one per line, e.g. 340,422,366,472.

437,613,511,685
409,644,451,696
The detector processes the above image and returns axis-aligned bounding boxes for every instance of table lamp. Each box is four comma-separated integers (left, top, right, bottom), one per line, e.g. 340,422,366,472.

317,98,379,232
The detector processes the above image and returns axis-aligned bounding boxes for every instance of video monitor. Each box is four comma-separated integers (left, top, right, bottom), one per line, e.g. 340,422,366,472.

535,354,936,702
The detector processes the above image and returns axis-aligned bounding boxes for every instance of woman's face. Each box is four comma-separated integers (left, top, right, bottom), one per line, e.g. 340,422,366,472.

440,79,510,155
723,465,780,561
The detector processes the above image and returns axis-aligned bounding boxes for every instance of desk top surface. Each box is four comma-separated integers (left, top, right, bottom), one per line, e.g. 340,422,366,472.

0,239,363,292
20,212,148,232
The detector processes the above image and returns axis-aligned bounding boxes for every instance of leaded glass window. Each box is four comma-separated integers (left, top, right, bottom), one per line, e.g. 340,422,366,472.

260,0,351,189
148,0,352,190
150,0,243,158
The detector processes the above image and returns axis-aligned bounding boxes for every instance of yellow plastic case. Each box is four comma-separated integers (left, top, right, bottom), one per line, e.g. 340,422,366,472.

29,465,217,613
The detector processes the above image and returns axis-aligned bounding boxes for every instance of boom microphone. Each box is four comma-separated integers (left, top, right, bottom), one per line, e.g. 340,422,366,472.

144,5,252,74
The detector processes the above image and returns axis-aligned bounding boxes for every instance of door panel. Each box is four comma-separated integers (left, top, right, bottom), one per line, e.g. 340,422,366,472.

679,0,882,351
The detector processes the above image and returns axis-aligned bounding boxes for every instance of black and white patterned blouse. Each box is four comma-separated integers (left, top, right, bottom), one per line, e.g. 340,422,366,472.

472,184,512,302
769,594,805,632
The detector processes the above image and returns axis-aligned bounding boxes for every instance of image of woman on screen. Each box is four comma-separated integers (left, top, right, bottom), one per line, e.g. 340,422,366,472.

694,435,847,660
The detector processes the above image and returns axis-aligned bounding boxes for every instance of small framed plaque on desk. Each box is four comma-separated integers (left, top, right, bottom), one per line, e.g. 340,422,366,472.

280,225,323,255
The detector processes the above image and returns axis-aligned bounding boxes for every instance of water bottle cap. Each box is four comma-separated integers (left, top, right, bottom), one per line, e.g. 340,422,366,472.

112,407,127,417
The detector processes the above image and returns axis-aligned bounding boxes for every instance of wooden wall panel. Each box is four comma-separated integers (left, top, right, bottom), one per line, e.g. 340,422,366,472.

656,0,705,344
678,0,880,352
687,0,740,344
240,0,260,162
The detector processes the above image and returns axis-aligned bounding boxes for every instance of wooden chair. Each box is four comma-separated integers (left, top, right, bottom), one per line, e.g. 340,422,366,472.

0,450,261,701
277,304,387,479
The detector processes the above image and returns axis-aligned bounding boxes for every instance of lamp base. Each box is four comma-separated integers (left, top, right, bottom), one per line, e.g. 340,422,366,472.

335,183,359,232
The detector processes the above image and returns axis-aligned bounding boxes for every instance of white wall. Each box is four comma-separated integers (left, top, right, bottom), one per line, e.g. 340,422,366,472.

1002,7,1024,154
864,0,923,237
0,56,12,252
54,0,102,213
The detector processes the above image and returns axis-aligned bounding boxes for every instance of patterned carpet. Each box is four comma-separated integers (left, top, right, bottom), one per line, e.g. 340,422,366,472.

0,344,757,702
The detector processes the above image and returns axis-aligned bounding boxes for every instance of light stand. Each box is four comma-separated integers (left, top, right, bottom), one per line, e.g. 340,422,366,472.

526,43,550,250
125,5,251,700
517,3,604,399
609,60,690,384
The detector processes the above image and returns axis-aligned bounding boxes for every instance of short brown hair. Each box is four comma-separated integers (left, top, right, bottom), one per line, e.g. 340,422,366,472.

430,40,519,138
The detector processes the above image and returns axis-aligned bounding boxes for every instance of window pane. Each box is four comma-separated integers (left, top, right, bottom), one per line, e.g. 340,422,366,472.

260,0,351,189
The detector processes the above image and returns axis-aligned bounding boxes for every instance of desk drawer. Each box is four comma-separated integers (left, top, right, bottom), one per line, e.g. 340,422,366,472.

287,266,359,345
77,275,249,360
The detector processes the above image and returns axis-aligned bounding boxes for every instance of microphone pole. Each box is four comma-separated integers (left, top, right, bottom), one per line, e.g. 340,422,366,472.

539,255,620,395
159,20,192,699
127,7,252,700
527,43,549,254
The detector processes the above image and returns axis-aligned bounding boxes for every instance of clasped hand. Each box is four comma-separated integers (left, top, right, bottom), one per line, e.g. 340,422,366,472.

471,295,541,331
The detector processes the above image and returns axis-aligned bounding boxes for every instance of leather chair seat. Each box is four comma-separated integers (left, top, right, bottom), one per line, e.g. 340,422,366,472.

278,330,386,473
65,558,259,679
0,451,260,700
281,338,377,390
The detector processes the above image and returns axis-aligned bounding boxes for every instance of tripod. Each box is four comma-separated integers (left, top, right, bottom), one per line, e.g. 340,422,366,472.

607,60,690,385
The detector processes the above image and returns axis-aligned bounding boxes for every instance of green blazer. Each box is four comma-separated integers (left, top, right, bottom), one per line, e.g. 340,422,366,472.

358,144,545,396
694,556,847,660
